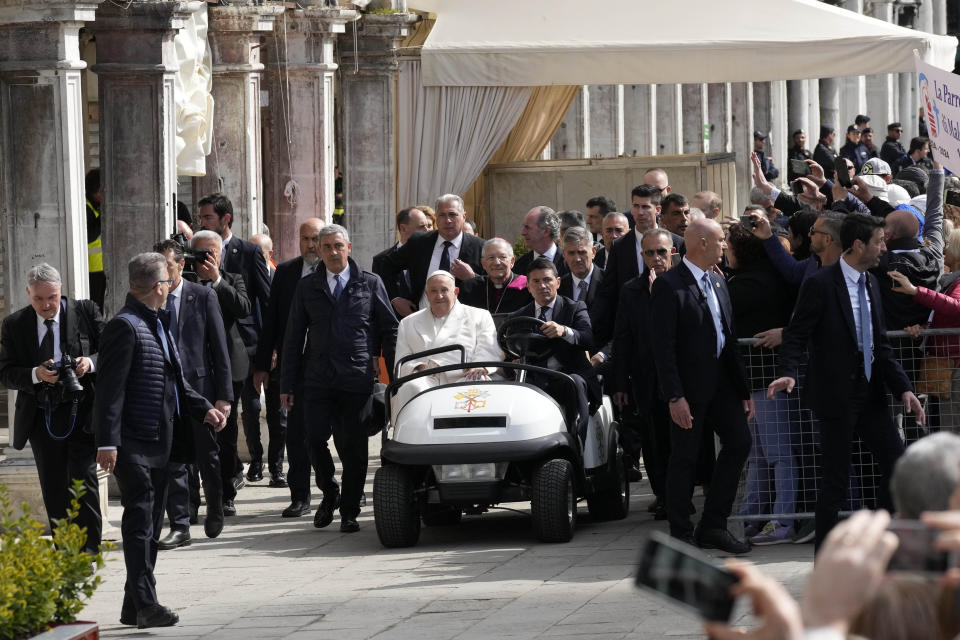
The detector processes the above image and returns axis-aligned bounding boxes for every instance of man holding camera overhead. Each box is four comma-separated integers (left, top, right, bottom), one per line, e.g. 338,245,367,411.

0,263,105,554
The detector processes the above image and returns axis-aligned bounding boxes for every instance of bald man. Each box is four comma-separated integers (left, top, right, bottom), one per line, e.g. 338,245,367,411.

253,218,325,516
691,191,722,220
249,233,275,273
650,218,754,554
642,168,671,196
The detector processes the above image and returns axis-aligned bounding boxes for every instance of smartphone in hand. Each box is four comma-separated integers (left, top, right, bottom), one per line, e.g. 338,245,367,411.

834,157,852,188
789,159,811,177
635,530,739,622
887,519,952,574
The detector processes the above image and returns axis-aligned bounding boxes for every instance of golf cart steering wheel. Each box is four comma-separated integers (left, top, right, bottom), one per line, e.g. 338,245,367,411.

498,316,556,361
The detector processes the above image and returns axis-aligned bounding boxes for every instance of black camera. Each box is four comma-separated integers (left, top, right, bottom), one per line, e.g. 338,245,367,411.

739,215,759,230
170,231,212,273
38,354,84,406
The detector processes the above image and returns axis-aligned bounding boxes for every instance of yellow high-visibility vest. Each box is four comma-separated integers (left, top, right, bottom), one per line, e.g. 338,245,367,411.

86,199,103,273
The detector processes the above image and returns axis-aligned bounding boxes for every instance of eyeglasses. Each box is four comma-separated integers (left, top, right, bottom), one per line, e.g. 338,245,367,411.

643,248,670,258
808,226,830,238
156,279,174,287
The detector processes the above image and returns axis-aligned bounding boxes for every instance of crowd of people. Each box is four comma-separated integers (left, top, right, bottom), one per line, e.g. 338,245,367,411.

3,111,960,633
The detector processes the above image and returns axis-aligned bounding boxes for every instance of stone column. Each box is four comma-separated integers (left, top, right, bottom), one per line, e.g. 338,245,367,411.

623,85,656,157
337,11,418,268
787,80,809,139
731,82,754,214
819,78,841,134
550,86,588,159
655,84,682,155
92,1,200,314
754,81,788,186
682,83,708,154
707,83,732,154
918,0,934,34
262,6,356,262
192,3,283,242
588,84,622,158
0,0,102,309
933,0,947,34
900,71,917,140
0,0,105,529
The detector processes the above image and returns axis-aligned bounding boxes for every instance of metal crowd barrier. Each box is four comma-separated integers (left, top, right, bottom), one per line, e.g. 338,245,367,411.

728,328,960,526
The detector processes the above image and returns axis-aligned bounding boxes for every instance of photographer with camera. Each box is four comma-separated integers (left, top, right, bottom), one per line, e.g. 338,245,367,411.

0,263,104,554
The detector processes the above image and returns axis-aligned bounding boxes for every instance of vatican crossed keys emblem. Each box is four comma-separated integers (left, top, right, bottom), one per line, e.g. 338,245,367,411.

453,388,490,413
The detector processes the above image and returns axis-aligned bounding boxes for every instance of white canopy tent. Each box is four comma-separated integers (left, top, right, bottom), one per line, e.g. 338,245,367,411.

415,0,958,87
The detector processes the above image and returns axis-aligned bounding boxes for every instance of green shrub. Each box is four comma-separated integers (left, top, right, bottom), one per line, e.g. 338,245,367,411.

0,480,112,640
513,237,529,258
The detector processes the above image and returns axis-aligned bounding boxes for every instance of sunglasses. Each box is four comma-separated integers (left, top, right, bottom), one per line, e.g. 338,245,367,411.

643,248,670,258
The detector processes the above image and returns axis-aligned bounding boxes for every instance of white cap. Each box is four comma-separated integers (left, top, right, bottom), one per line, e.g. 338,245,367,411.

861,157,892,177
859,174,888,200
886,183,912,207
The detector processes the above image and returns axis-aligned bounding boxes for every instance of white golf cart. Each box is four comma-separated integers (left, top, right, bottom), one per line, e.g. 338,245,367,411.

373,316,629,548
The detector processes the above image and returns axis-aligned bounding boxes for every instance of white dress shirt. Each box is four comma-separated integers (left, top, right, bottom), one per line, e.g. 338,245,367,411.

839,255,871,350
168,279,184,318
683,257,725,355
570,266,594,302
533,243,558,262
31,304,96,383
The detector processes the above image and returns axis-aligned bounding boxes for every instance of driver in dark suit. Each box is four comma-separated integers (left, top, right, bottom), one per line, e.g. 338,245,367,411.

509,257,600,441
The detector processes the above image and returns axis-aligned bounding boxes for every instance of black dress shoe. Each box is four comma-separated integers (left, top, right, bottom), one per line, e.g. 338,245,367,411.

340,518,360,533
246,461,263,482
205,510,224,539
672,532,696,546
119,609,137,626
137,603,179,629
628,466,643,482
314,490,341,529
222,499,237,516
282,499,311,517
269,472,288,488
653,505,668,520
696,527,751,555
158,529,191,550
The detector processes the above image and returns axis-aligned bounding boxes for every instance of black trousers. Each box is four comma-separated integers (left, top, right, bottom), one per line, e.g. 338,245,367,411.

114,461,167,611
814,375,904,548
286,383,318,503
218,380,244,502
629,386,671,500
89,271,106,313
303,387,372,520
241,370,286,473
165,420,222,530
29,414,101,554
666,376,752,538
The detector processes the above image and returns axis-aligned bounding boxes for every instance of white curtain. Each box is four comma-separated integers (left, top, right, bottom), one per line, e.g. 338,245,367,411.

397,59,531,211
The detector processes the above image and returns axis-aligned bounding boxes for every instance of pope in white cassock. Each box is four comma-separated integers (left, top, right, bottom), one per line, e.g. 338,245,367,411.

393,270,503,420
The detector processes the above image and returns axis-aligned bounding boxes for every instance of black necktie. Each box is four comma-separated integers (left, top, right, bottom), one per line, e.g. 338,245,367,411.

439,241,453,272
40,318,55,362
538,306,548,322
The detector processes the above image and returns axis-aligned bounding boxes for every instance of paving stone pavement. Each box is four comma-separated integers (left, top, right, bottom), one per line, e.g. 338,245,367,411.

83,441,815,639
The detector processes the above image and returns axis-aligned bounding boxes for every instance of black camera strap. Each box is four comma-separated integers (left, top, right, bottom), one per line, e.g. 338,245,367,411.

42,398,79,441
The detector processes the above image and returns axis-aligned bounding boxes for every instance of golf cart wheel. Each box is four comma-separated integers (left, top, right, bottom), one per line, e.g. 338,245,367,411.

531,458,576,543
422,504,463,527
374,465,421,548
587,448,630,521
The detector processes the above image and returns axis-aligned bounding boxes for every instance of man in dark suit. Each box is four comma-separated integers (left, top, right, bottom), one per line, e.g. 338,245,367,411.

813,125,838,181
594,184,684,346
458,237,532,315
281,224,398,533
585,196,617,269
198,193,274,485
597,211,629,272
510,257,599,441
0,263,104,554
557,226,610,368
514,206,569,278
95,252,226,629
651,218,754,553
610,229,677,517
380,194,485,318
191,230,251,516
253,218,325,518
372,207,432,311
770,213,924,548
152,240,233,549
